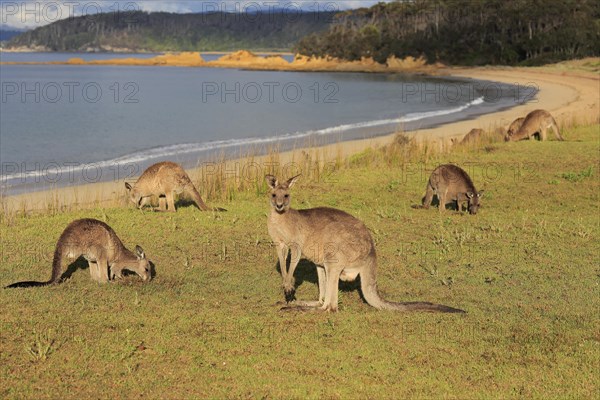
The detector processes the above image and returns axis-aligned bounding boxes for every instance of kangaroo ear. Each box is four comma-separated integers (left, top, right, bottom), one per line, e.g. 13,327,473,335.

125,182,132,191
265,175,278,189
466,192,474,199
135,245,145,259
286,174,301,188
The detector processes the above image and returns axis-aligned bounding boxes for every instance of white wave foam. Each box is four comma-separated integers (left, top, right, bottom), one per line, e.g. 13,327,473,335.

2,97,485,185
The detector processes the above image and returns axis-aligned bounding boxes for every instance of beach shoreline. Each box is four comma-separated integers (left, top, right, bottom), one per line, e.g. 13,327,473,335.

2,57,598,213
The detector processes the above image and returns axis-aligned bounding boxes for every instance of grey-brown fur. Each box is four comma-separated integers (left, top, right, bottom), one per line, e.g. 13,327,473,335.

422,164,483,214
505,117,525,139
265,175,465,313
451,128,485,145
505,110,564,141
125,161,225,212
5,219,151,288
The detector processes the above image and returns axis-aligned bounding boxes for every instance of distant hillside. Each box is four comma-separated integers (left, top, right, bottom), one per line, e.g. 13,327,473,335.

295,0,600,66
0,29,25,42
5,11,336,52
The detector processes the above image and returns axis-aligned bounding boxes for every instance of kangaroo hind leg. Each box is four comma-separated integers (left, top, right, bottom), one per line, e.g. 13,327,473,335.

87,260,100,282
317,266,326,304
166,191,177,212
319,266,342,312
279,266,327,311
158,196,167,211
550,121,564,141
97,256,110,283
438,189,448,212
89,250,109,283
422,183,434,209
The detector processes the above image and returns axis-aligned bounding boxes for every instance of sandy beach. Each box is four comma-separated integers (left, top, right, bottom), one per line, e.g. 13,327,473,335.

2,57,598,213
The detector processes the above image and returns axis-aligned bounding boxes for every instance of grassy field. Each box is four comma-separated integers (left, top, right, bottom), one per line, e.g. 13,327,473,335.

0,124,598,399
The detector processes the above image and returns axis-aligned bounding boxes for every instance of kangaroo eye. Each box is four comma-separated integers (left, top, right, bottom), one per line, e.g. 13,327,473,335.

271,194,276,198
284,194,289,198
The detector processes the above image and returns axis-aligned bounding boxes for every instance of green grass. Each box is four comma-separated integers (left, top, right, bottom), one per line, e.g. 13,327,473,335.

1,124,598,399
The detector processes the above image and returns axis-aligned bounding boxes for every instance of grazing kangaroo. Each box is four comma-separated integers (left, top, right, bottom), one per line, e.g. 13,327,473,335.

5,219,151,288
265,175,465,313
505,110,563,141
505,117,525,140
125,161,225,212
422,164,483,215
451,128,485,145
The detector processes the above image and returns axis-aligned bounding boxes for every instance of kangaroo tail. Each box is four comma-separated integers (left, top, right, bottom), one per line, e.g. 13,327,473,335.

360,261,465,313
5,281,52,288
422,182,434,208
185,185,210,211
551,118,564,141
185,185,227,212
5,242,64,289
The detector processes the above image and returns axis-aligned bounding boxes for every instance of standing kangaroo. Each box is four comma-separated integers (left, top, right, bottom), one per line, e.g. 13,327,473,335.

125,161,225,212
5,219,151,288
265,175,465,313
505,110,563,141
422,164,483,214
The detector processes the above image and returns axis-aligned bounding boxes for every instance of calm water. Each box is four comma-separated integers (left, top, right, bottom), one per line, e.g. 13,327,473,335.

0,53,534,194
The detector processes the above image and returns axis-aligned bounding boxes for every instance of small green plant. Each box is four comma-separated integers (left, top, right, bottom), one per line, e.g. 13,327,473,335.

560,166,594,182
433,235,451,255
452,228,472,247
26,329,56,362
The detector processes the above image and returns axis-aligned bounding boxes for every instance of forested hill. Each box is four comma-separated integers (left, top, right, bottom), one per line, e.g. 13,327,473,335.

295,0,600,66
5,11,336,52
0,30,24,42
5,2,598,65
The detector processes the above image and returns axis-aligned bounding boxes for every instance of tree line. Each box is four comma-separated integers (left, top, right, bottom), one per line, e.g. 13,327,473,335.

6,11,336,52
294,0,599,65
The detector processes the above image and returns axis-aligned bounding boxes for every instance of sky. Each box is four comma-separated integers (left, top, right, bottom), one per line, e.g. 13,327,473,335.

0,0,394,30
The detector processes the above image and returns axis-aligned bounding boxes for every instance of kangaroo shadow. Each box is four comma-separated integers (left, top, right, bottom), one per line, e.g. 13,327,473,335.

274,257,360,301
60,257,93,282
176,197,226,212
175,198,199,210
120,260,157,280
415,195,463,211
61,258,157,282
139,195,196,211
423,195,440,208
150,261,157,279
